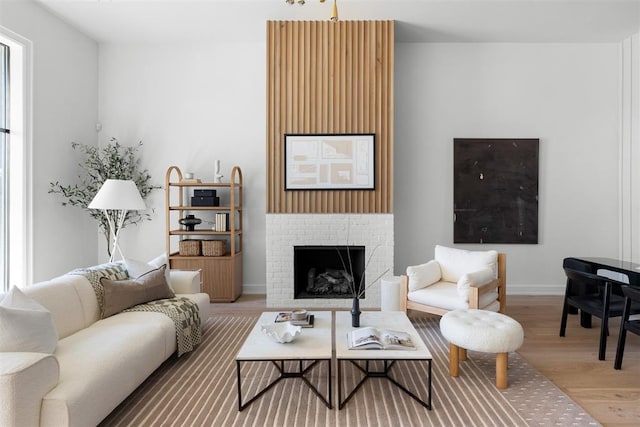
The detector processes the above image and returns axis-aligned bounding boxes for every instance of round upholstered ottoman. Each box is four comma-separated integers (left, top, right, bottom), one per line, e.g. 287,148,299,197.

440,309,524,389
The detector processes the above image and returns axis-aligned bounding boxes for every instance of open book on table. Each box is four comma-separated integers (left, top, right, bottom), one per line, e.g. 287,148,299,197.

348,326,416,350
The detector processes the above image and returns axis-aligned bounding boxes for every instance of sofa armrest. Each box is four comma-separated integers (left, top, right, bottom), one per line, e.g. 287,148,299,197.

169,269,202,294
0,352,59,427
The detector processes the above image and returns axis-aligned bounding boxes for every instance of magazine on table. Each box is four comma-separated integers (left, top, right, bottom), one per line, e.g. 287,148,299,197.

348,326,416,350
274,312,315,328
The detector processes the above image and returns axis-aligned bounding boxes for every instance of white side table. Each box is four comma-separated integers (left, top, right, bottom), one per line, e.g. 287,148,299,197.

380,276,403,311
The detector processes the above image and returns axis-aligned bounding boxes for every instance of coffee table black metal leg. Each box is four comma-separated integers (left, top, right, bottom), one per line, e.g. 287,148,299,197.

237,359,331,411
338,359,432,410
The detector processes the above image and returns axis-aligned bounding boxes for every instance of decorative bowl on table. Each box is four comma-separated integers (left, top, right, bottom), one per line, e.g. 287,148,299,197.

261,322,302,343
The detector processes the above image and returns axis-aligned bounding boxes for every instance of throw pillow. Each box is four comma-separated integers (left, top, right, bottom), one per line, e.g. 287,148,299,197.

456,268,496,299
124,253,172,290
435,245,498,283
407,260,442,291
100,265,175,318
0,286,58,353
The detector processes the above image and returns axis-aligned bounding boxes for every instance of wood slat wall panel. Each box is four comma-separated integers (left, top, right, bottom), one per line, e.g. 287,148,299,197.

266,20,394,214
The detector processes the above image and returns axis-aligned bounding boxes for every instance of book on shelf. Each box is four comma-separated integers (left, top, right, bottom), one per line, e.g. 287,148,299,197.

274,312,315,328
348,326,415,350
215,212,230,232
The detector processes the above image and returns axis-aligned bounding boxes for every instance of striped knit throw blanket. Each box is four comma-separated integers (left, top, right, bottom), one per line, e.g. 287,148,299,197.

69,262,202,356
124,297,202,356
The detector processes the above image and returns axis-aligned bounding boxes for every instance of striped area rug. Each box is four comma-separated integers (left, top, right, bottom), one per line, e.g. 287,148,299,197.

100,315,600,427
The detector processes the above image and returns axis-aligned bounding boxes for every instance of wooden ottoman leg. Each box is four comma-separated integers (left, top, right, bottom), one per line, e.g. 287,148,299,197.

459,347,467,361
449,343,460,377
496,352,508,389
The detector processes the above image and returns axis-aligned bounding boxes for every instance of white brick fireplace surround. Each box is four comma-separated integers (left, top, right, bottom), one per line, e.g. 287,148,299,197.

266,214,394,309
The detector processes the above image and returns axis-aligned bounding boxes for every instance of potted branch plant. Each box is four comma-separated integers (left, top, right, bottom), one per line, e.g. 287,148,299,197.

49,138,161,259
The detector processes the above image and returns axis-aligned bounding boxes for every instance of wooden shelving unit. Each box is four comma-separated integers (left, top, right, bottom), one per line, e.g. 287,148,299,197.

165,165,243,302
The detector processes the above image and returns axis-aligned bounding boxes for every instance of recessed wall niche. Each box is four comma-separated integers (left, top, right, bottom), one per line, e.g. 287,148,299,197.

453,138,539,244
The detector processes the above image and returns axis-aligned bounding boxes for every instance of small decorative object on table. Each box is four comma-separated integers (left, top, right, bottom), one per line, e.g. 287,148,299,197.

351,297,361,327
275,311,315,328
292,309,307,320
261,322,302,343
179,214,201,231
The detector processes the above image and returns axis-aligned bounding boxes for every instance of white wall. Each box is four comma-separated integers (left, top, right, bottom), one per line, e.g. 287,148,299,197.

98,42,266,287
395,43,621,294
0,1,99,282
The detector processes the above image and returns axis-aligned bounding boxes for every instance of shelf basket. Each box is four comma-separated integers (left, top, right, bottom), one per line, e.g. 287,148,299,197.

179,239,201,256
202,240,225,256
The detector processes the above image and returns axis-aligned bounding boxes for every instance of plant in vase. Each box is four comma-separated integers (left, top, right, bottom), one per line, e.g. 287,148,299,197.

337,244,390,327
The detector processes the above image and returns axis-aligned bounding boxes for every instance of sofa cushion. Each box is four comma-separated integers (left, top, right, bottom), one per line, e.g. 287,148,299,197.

457,268,496,299
407,260,441,291
0,287,58,353
100,266,175,318
124,254,172,290
434,245,498,283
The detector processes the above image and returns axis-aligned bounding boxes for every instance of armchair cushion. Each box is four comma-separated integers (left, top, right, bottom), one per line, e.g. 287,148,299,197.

457,268,496,299
407,260,441,291
435,245,498,282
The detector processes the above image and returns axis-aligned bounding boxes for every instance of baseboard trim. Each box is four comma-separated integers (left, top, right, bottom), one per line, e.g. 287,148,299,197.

243,284,266,294
507,283,565,296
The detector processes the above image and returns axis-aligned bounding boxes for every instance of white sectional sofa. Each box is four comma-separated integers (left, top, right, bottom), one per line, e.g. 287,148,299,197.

0,261,209,426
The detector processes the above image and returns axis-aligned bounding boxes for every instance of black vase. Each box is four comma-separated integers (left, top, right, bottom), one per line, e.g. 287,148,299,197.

179,214,201,231
351,296,361,327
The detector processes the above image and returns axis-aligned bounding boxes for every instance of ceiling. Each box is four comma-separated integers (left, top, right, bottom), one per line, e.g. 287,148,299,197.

33,0,640,44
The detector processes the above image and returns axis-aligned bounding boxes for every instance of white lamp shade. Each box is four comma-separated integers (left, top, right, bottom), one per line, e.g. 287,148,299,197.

88,179,146,210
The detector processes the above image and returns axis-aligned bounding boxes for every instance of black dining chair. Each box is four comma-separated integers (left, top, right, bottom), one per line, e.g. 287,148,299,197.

560,267,634,360
614,285,640,369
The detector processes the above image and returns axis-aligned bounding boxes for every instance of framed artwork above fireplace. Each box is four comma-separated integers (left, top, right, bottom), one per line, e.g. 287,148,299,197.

284,134,375,191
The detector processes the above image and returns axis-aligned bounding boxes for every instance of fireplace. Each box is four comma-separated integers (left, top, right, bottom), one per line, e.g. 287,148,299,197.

266,214,393,308
294,246,365,299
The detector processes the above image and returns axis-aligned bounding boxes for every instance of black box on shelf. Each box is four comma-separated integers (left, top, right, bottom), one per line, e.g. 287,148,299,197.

191,196,220,206
194,189,216,197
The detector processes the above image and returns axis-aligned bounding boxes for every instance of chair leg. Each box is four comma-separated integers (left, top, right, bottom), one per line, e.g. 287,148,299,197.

496,353,508,389
449,343,460,377
560,299,570,337
614,328,628,370
459,347,467,361
599,282,612,361
580,310,593,328
614,298,632,370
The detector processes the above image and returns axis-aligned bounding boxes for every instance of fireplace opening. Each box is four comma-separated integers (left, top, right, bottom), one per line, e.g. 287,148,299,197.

294,245,365,299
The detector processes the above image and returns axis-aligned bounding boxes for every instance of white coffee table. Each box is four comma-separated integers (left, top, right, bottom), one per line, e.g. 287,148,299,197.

235,311,333,410
335,311,433,409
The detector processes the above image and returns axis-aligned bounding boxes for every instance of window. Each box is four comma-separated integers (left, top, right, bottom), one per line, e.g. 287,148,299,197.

0,42,8,292
0,29,30,294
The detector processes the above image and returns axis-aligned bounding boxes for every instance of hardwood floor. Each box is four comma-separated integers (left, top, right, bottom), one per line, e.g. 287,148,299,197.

210,294,640,426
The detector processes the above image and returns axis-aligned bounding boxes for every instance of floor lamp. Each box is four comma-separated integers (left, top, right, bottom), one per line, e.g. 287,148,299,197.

88,179,146,262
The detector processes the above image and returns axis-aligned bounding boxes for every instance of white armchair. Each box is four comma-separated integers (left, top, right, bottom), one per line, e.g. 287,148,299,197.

399,245,506,316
